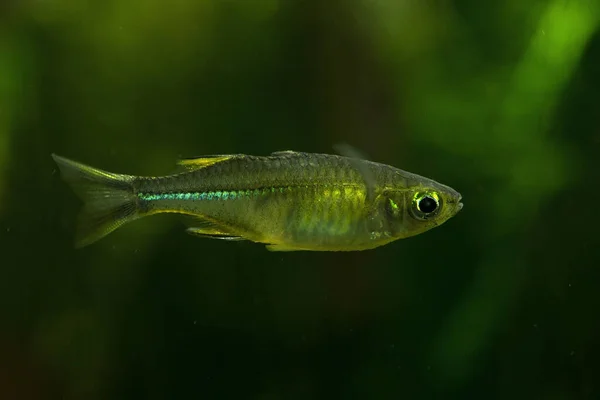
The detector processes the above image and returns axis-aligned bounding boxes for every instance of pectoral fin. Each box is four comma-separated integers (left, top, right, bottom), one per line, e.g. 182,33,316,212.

183,216,246,241
333,143,376,202
186,227,245,241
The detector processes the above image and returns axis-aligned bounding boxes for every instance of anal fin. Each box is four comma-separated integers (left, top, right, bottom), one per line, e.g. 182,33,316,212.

265,244,304,252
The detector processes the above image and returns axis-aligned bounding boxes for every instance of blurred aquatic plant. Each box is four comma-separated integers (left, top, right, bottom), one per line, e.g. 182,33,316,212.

0,29,32,212
0,0,598,398
369,0,599,385
431,0,598,384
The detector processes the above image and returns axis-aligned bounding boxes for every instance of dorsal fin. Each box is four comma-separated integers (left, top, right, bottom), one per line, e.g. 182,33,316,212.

177,155,236,171
271,150,299,156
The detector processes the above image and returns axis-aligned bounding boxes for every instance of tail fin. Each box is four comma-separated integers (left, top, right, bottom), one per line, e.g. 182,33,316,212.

52,154,139,248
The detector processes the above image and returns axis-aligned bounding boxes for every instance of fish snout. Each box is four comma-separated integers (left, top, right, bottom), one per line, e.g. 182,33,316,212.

456,193,463,212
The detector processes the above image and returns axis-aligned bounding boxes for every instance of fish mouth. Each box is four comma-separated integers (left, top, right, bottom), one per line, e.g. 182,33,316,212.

446,193,463,213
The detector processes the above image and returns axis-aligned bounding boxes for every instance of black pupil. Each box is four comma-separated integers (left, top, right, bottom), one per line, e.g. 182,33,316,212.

418,196,437,213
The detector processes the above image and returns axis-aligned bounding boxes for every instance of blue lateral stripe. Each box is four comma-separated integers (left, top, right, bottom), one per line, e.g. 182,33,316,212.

137,187,293,202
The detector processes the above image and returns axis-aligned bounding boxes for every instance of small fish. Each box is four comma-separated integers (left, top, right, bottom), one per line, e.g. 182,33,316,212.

51,150,462,251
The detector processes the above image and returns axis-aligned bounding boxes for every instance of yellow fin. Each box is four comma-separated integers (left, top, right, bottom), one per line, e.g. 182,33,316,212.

177,155,235,170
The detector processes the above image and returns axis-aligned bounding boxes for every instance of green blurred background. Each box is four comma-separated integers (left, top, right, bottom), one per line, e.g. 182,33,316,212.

1,0,600,398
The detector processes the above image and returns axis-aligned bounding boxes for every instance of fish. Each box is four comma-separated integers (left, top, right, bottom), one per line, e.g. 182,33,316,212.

51,150,463,251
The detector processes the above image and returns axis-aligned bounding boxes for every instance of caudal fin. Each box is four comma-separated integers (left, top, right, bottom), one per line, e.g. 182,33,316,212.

52,154,139,248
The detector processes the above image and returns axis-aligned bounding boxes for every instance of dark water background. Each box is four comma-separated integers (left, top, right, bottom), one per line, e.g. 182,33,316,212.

1,1,599,399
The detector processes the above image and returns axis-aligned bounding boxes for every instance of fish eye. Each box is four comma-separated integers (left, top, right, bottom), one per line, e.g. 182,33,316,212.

418,196,437,213
410,191,440,220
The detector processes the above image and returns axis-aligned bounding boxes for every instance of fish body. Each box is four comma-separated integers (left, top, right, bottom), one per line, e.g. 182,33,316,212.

52,151,463,251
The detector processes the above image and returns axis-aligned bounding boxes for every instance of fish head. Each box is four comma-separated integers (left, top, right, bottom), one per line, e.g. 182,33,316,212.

376,176,463,240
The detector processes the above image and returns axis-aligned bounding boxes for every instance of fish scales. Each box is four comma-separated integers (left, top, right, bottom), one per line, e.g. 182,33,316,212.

132,154,371,247
141,154,363,194
51,151,463,251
